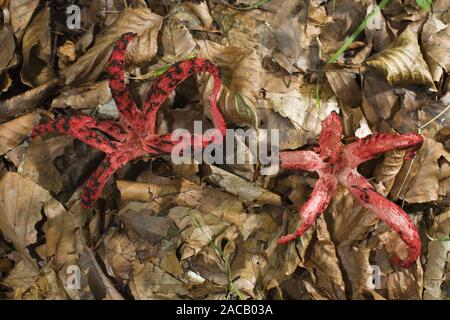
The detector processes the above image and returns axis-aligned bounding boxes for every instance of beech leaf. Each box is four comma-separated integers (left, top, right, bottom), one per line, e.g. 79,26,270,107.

366,27,436,90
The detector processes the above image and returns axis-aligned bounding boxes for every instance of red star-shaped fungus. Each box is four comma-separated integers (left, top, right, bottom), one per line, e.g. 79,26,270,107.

32,33,226,208
278,111,424,268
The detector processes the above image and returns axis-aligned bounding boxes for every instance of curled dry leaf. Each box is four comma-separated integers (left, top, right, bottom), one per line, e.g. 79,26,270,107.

374,149,407,195
0,113,39,156
37,199,82,268
423,210,449,300
205,165,281,206
8,0,40,41
326,71,362,109
51,81,112,110
366,27,436,91
391,138,450,203
362,70,398,122
0,71,12,94
162,19,197,58
182,1,214,30
0,173,51,264
20,7,55,87
198,40,261,127
0,79,59,119
19,135,73,193
117,178,205,214
172,1,215,31
103,229,136,282
168,206,230,260
57,40,77,71
64,8,163,85
265,89,339,148
0,27,16,71
304,216,347,299
421,15,450,81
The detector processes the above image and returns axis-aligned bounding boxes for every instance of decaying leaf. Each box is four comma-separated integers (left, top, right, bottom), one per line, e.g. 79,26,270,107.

129,260,188,299
0,113,39,156
162,19,197,58
362,70,398,122
64,8,163,85
423,210,449,300
391,138,450,203
51,81,112,110
169,206,231,260
205,165,281,206
198,40,261,127
326,71,362,109
20,135,73,193
265,89,339,148
374,149,407,195
366,27,436,90
103,229,136,282
1,0,447,301
422,15,450,81
20,7,55,87
0,173,51,264
8,0,40,41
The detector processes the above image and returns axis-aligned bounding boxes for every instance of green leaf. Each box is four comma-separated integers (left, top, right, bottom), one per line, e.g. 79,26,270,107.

416,0,432,10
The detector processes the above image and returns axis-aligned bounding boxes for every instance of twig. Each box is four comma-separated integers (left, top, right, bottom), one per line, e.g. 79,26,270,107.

418,104,450,134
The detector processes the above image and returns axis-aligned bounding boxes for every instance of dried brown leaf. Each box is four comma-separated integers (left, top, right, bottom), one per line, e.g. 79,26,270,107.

198,40,261,127
422,15,450,81
130,260,188,299
205,165,281,206
362,70,398,121
51,81,112,110
103,229,136,282
326,71,362,109
0,79,59,119
168,206,230,260
423,210,449,300
20,7,55,87
64,8,163,85
0,173,51,264
0,27,16,71
328,187,378,246
0,113,39,156
391,138,450,203
366,27,435,90
304,216,347,299
162,19,196,58
20,135,73,193
374,149,407,195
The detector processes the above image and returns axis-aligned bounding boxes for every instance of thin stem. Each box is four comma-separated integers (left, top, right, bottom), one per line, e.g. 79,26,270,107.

316,0,391,107
327,0,391,64
418,103,450,133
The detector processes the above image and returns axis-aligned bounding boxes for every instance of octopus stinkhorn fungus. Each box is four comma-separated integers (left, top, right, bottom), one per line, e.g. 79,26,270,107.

32,33,227,207
278,112,423,268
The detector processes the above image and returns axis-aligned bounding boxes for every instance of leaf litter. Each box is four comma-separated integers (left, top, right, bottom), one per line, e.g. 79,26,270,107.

0,0,448,300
